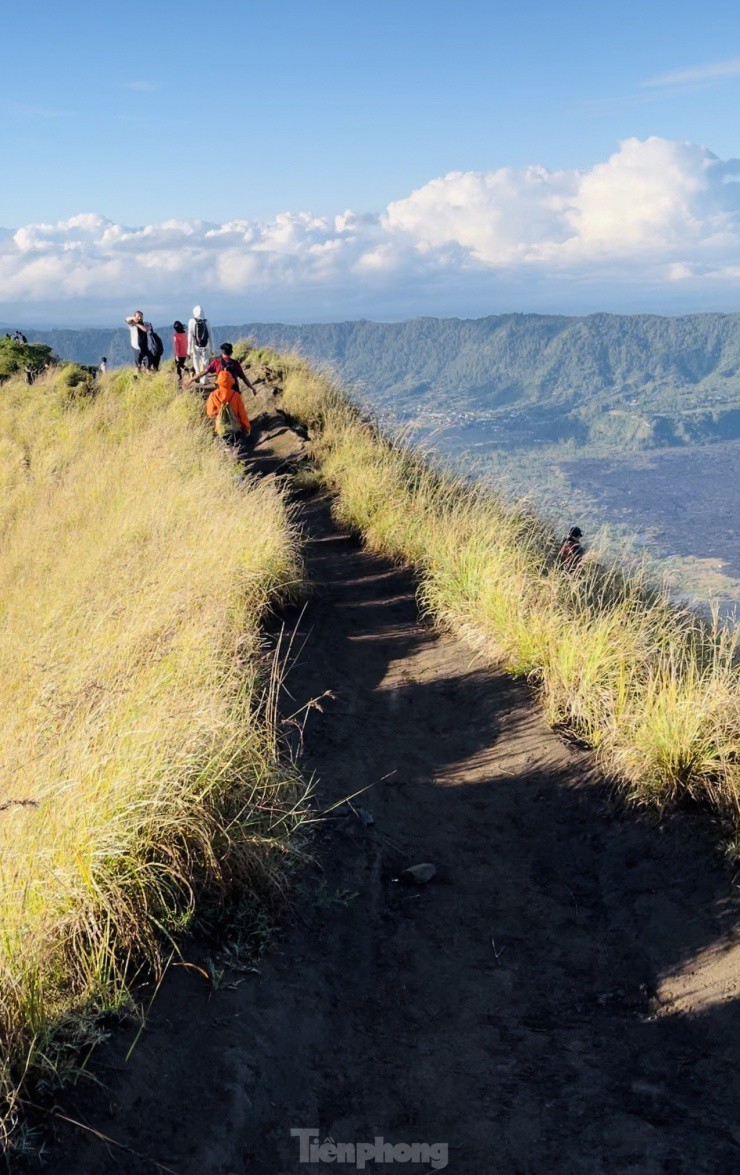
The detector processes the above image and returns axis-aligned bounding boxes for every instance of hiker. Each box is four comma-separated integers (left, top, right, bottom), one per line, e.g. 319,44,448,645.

148,328,164,372
187,305,215,375
557,526,585,571
24,364,34,385
205,367,252,457
98,356,107,376
125,311,152,370
12,330,27,344
173,321,189,382
189,343,257,398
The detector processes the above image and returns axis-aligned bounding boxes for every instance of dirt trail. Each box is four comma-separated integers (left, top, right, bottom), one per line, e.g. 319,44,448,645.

47,390,740,1174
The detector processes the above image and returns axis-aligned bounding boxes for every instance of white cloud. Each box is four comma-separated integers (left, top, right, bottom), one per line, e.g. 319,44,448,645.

643,57,740,88
385,165,576,264
7,103,73,119
383,137,740,280
567,138,733,249
121,80,158,92
4,137,740,321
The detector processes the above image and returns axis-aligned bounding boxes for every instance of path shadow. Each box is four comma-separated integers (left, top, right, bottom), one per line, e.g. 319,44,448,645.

45,439,740,1175
257,491,740,1173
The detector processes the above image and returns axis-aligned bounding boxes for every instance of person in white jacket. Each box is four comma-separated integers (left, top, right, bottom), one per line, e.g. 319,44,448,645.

187,305,216,375
125,311,152,370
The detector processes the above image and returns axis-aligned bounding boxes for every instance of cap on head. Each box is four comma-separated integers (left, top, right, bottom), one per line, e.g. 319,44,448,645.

192,305,203,318
220,342,233,356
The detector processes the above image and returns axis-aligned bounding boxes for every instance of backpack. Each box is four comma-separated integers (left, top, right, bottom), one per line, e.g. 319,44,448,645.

149,330,164,358
558,537,583,569
220,357,240,386
193,318,209,348
215,390,240,438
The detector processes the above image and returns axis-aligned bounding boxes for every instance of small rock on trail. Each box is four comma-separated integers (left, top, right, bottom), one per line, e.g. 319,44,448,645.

398,863,437,885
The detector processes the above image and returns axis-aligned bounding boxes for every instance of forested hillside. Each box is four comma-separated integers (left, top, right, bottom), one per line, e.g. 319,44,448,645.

16,313,740,447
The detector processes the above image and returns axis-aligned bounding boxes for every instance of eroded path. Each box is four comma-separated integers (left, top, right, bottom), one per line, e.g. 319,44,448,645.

48,392,740,1174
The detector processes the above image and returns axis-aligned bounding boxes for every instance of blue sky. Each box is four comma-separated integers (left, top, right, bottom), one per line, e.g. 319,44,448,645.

3,0,740,322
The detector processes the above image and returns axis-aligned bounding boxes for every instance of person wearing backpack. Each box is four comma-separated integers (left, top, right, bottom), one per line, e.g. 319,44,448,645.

125,311,153,370
148,328,164,372
173,321,189,382
206,367,252,456
187,304,215,375
557,526,585,571
190,342,256,397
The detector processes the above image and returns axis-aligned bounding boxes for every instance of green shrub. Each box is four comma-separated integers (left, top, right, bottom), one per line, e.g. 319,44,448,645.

0,338,54,381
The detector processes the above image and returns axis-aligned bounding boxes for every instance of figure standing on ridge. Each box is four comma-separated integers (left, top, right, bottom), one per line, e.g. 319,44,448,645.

557,526,585,571
125,311,152,371
187,305,215,375
98,356,108,376
189,342,257,399
173,322,189,382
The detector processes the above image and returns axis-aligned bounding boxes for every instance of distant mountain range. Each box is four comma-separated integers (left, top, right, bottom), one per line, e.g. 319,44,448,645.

16,313,740,449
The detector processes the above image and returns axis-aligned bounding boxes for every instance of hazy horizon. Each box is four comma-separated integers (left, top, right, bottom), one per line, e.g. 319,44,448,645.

10,307,740,333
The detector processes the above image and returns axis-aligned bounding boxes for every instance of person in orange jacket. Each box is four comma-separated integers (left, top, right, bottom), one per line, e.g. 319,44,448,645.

206,368,252,455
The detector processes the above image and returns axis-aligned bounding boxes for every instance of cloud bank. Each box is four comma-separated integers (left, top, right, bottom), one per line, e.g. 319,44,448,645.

4,137,740,323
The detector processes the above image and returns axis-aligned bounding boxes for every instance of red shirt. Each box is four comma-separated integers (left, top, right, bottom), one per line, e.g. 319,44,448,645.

173,332,188,359
203,357,252,390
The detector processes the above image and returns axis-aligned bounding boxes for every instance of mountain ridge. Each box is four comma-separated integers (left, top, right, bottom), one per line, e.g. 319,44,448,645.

16,312,740,448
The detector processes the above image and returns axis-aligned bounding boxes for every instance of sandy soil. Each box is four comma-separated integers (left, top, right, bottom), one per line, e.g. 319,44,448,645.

44,388,740,1174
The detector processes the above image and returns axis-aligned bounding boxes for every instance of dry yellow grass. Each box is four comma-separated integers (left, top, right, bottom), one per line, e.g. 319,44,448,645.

280,354,740,823
0,365,305,1141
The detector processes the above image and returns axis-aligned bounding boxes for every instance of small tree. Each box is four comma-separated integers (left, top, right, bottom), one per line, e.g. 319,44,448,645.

0,338,55,381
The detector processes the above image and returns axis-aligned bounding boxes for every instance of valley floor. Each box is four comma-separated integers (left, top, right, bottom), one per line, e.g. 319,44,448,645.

47,396,740,1174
